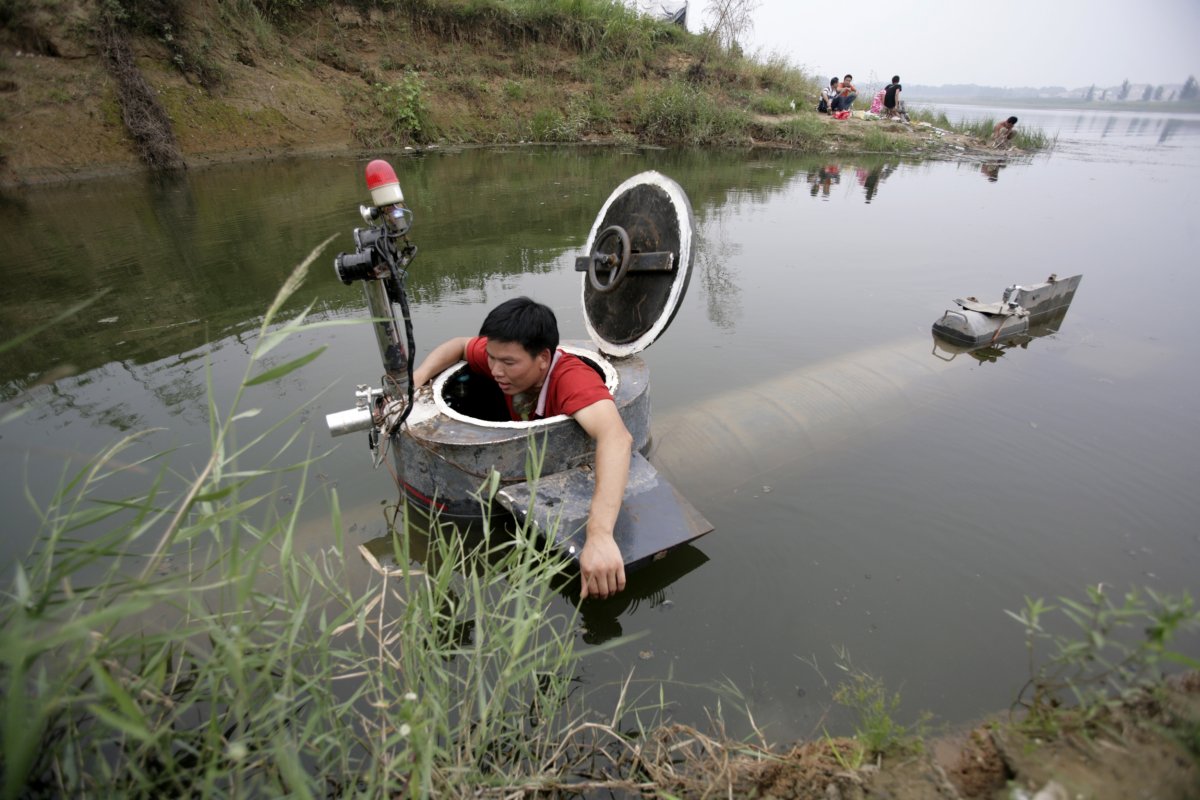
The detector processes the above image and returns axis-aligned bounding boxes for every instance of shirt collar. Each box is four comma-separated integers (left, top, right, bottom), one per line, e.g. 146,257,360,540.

534,349,562,418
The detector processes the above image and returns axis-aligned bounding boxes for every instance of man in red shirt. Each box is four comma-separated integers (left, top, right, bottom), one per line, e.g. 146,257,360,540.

412,297,631,600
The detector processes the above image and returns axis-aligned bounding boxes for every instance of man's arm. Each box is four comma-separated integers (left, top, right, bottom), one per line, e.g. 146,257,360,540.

571,398,632,599
412,336,471,387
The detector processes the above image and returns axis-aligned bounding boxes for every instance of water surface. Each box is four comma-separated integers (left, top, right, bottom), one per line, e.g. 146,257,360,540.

2,107,1198,738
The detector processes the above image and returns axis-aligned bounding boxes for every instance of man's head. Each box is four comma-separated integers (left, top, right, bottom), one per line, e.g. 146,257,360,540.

479,297,559,396
1007,116,1019,125
843,74,853,82
830,77,839,87
891,75,900,84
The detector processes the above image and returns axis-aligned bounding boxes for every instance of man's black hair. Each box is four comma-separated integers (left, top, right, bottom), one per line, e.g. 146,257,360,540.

1007,116,1019,124
830,76,839,86
891,75,900,83
479,296,559,357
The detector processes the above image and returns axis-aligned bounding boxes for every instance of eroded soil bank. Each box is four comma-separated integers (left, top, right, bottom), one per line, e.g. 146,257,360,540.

670,674,1199,800
0,1,1009,188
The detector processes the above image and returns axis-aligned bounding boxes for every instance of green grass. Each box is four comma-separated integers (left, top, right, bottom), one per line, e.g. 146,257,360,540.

1006,585,1200,734
908,107,1055,151
0,238,650,797
749,94,794,115
758,115,825,149
634,80,747,146
859,127,916,154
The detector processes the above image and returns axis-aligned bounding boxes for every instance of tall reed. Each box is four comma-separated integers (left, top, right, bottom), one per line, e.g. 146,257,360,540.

0,238,642,797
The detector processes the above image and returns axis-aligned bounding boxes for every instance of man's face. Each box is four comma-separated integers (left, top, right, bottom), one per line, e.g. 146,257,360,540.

486,339,550,396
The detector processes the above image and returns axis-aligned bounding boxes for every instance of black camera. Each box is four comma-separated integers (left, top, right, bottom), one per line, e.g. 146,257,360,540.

333,248,375,285
333,227,389,285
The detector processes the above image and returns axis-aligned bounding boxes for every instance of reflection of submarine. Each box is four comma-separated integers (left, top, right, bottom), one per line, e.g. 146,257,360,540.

570,543,709,643
358,526,709,645
326,164,713,572
931,273,1082,355
934,307,1076,364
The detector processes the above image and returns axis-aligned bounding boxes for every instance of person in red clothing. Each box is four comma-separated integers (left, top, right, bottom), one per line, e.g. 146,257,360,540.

412,296,631,600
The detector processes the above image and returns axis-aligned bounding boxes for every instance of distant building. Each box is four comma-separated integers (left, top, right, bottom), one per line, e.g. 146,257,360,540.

630,1,687,26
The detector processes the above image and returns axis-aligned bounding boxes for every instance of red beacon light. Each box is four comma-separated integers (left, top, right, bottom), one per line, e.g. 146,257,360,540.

365,159,404,208
362,159,412,233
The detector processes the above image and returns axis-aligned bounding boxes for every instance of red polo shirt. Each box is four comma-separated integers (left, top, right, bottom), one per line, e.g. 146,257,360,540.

465,336,612,421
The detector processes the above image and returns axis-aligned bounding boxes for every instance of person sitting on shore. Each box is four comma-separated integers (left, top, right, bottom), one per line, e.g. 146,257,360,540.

830,74,857,112
869,88,886,115
818,76,838,113
883,76,903,119
992,116,1018,148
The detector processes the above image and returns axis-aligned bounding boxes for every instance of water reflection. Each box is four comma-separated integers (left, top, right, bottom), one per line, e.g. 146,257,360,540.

1158,118,1186,145
803,159,899,202
808,164,841,198
980,161,1005,182
360,519,710,646
697,229,742,331
930,307,1076,364
855,163,896,202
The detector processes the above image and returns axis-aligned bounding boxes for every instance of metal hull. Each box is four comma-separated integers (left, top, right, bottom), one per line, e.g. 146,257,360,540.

393,343,651,519
932,274,1082,347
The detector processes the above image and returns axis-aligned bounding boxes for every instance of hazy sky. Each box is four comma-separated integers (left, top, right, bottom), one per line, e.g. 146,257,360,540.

684,0,1200,89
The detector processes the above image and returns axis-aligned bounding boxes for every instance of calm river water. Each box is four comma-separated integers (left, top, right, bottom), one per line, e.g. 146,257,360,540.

2,105,1198,739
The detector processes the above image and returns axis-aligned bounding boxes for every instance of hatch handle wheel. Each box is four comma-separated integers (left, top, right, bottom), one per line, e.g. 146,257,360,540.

587,225,633,294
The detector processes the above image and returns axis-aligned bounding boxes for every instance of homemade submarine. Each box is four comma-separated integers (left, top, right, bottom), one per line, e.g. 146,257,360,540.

931,273,1083,359
326,160,713,570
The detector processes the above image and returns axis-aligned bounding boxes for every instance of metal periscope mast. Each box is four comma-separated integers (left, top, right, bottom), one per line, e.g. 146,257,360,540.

325,160,713,570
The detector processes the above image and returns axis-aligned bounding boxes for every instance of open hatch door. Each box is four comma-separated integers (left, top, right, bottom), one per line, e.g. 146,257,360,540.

500,171,712,571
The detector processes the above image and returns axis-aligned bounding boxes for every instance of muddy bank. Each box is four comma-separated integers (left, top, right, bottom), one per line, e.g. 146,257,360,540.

667,674,1199,800
0,1,1010,188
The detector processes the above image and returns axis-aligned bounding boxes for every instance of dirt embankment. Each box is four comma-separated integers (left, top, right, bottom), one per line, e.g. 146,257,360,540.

1,3,362,186
676,674,1199,800
0,2,1008,188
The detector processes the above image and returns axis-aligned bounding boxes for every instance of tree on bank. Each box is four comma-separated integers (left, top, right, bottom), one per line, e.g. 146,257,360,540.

1118,79,1130,100
703,0,760,52
1142,84,1154,101
1182,75,1199,101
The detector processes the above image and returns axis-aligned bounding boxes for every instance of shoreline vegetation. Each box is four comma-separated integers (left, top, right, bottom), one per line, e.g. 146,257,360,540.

1,0,1050,188
3,239,1199,798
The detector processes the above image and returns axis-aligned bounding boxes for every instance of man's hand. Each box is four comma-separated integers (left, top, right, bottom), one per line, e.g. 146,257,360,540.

579,530,626,600
572,398,633,600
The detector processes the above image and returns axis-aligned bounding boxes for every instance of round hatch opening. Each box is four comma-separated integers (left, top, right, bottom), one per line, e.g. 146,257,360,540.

432,345,618,428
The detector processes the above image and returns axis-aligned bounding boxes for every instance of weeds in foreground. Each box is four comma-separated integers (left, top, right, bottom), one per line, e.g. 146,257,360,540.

1006,585,1200,734
799,648,929,759
0,238,616,797
833,666,929,757
0,234,784,797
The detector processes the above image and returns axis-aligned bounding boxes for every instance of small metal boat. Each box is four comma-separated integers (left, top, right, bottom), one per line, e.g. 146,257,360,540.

932,273,1082,350
326,162,713,570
